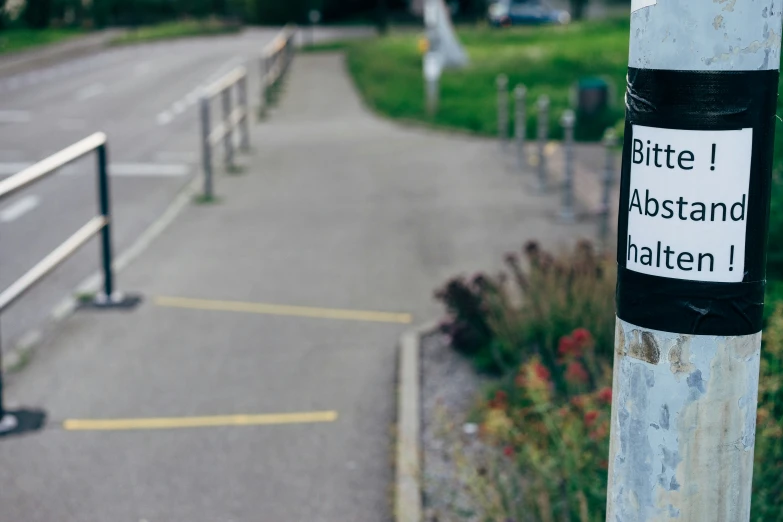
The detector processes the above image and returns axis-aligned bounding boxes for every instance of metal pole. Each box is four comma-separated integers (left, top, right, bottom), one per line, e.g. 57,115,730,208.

221,88,234,170
199,96,213,199
559,109,575,222
238,76,250,152
514,84,526,169
496,74,508,146
607,4,782,521
96,143,115,301
426,77,438,117
536,95,549,191
599,128,616,247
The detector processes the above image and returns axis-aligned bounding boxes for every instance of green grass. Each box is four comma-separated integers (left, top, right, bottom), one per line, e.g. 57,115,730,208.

341,19,783,279
110,19,240,46
299,40,356,53
344,19,630,141
0,28,84,55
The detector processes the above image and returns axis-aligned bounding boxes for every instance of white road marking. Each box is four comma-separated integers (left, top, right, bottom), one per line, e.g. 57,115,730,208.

0,162,189,177
59,118,86,130
156,111,174,126
76,83,106,101
111,163,190,177
0,195,40,223
0,110,30,123
172,101,187,114
155,151,198,162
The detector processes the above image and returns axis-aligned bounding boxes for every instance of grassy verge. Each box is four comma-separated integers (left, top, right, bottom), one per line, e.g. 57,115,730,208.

344,19,630,141
299,40,356,53
0,29,84,55
340,19,783,278
110,19,240,45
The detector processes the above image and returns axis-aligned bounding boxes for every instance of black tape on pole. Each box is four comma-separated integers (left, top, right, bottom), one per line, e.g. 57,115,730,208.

616,68,779,336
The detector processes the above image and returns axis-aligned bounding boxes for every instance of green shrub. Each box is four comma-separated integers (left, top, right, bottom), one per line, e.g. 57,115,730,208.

435,240,616,375
434,241,783,520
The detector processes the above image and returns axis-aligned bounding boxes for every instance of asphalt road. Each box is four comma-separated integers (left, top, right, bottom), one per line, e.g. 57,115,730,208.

0,51,595,522
0,29,293,348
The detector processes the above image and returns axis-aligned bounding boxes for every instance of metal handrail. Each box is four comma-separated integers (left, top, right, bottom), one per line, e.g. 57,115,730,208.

197,24,297,200
198,65,250,199
259,24,297,116
0,132,124,312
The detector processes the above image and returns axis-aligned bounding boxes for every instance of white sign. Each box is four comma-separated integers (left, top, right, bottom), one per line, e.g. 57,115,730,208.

424,3,439,27
626,125,752,283
631,0,657,13
423,52,442,81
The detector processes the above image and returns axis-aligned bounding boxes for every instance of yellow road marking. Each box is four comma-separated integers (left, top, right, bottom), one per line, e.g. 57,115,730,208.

63,410,338,431
154,296,412,324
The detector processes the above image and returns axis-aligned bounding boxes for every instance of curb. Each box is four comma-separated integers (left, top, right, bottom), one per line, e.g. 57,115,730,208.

0,30,122,79
396,320,437,522
2,176,200,374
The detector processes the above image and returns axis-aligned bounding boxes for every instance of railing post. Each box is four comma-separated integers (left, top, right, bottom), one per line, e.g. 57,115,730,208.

536,94,549,191
199,96,214,199
259,55,269,119
514,84,527,169
96,143,115,300
599,127,617,247
496,74,508,146
221,88,234,170
559,110,576,222
238,75,250,152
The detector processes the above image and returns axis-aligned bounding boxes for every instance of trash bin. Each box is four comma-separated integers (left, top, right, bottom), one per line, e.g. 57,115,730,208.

577,77,609,117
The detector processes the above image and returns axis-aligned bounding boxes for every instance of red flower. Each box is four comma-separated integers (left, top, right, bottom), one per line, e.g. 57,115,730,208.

571,395,588,409
572,328,593,347
584,410,599,427
565,361,590,384
533,362,551,382
489,390,508,409
597,387,613,404
590,424,609,441
558,335,578,356
514,372,526,388
503,445,515,458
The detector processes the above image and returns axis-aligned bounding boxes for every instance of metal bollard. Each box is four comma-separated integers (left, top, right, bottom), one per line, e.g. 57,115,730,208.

199,96,213,199
221,88,234,170
424,52,440,117
238,75,250,151
600,128,617,246
559,109,576,222
536,95,550,191
426,77,439,117
496,74,509,145
514,84,527,169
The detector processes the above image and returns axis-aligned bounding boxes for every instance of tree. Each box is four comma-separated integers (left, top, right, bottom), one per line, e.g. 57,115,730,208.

23,0,52,28
570,0,588,20
376,0,388,34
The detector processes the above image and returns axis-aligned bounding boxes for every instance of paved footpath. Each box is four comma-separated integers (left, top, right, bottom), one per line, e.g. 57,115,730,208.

0,52,594,521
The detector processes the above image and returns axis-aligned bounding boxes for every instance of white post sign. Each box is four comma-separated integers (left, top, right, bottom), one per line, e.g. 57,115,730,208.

626,125,753,283
423,52,442,82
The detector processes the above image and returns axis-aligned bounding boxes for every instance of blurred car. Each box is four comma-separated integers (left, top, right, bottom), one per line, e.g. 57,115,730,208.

488,0,571,26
